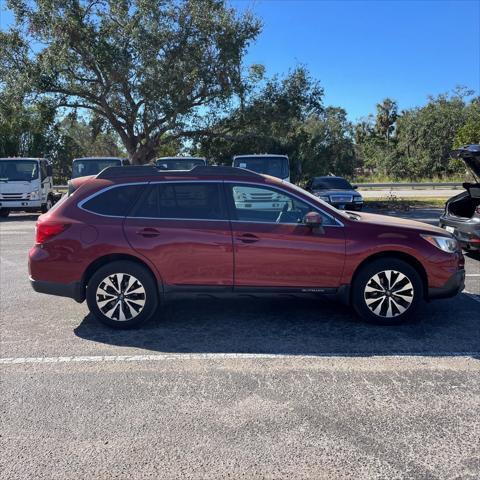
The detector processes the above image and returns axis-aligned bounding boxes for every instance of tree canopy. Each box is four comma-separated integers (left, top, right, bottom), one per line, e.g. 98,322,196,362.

0,2,478,181
1,0,261,163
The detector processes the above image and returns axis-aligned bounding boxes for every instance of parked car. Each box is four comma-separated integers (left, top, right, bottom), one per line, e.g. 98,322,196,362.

439,144,480,251
72,157,129,179
232,154,290,181
306,176,363,210
154,156,206,170
29,165,464,328
0,157,57,217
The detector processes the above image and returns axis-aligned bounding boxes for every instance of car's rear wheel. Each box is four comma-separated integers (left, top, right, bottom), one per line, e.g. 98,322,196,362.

86,261,158,328
352,258,423,325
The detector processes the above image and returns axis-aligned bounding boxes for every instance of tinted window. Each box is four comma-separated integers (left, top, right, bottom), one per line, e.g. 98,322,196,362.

312,177,352,190
82,185,144,216
131,183,226,220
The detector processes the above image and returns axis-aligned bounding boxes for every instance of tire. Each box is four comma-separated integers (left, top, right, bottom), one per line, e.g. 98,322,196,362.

0,208,10,218
86,261,158,328
351,258,423,325
41,196,53,214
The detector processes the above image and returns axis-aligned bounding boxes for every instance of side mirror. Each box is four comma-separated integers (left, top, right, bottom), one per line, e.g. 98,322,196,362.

303,211,323,228
47,165,53,177
352,184,358,190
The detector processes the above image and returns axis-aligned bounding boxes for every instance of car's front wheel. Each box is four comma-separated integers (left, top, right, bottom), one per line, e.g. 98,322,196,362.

86,261,158,328
352,258,423,325
0,208,10,218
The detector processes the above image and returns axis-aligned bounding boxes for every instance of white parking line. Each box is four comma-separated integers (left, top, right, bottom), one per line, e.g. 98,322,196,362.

1,352,480,365
465,274,480,277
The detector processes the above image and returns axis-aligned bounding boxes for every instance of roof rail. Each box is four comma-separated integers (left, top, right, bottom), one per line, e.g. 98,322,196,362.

96,164,262,180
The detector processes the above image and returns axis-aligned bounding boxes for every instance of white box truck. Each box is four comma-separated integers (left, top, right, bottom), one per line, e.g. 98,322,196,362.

0,157,56,218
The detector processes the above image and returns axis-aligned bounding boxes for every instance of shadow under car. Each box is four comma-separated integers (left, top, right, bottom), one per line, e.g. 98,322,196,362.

74,293,480,359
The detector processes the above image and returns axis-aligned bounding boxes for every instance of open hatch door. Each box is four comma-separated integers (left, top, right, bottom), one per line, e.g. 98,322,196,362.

451,144,480,198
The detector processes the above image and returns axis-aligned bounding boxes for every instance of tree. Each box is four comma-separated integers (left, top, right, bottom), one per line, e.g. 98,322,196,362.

51,113,126,182
0,93,57,157
395,90,472,177
375,98,398,144
195,66,325,179
1,0,261,164
453,97,480,147
300,107,355,178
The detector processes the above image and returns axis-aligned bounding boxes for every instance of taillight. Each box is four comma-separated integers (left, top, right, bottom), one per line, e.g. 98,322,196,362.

35,222,70,244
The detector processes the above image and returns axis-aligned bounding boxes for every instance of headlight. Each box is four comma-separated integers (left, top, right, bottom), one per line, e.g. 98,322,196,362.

315,194,330,202
30,189,40,199
354,195,363,202
421,234,459,253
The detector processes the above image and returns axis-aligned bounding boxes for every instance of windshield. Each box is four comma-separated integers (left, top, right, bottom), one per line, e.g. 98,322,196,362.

233,156,289,180
0,160,39,182
312,177,353,190
155,158,206,170
72,159,122,178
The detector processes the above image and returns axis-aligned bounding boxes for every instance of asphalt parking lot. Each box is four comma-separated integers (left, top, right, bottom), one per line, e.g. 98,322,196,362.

1,209,479,479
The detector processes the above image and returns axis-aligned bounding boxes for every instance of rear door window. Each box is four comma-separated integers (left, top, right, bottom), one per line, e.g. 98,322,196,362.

131,182,227,220
81,185,145,216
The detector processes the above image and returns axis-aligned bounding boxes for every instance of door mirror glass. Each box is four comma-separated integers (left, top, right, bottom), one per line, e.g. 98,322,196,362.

46,164,53,177
303,211,322,228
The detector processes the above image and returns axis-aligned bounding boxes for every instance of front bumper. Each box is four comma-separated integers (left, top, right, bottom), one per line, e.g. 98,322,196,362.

30,277,85,303
0,199,42,210
332,202,363,211
428,269,465,300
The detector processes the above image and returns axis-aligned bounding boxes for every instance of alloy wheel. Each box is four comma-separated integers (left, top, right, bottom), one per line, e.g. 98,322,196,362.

96,273,146,321
364,270,414,318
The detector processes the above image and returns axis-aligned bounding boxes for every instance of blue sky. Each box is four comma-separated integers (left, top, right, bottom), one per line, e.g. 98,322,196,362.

1,1,479,120
233,0,480,119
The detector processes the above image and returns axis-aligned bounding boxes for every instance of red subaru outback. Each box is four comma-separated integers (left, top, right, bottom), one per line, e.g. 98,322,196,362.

29,166,465,328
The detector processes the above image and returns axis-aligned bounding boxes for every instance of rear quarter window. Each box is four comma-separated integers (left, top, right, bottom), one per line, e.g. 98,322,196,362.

81,185,145,216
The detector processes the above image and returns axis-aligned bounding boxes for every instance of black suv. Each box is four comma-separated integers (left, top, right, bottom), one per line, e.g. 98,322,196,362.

306,176,363,210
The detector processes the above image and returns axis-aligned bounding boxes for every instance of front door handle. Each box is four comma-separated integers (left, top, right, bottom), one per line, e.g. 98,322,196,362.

237,233,260,244
136,227,161,238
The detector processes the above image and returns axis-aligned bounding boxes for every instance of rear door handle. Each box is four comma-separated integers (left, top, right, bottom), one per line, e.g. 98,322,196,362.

136,227,161,238
237,233,260,244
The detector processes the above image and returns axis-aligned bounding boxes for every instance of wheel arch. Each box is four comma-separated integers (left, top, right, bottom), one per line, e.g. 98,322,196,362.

349,251,428,301
81,253,164,298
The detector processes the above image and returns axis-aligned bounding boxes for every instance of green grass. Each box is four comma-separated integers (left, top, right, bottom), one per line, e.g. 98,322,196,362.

350,174,468,184
364,197,447,210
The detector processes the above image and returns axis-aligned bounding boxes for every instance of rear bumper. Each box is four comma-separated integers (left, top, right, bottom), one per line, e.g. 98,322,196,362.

30,277,85,303
428,269,465,300
439,215,480,250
